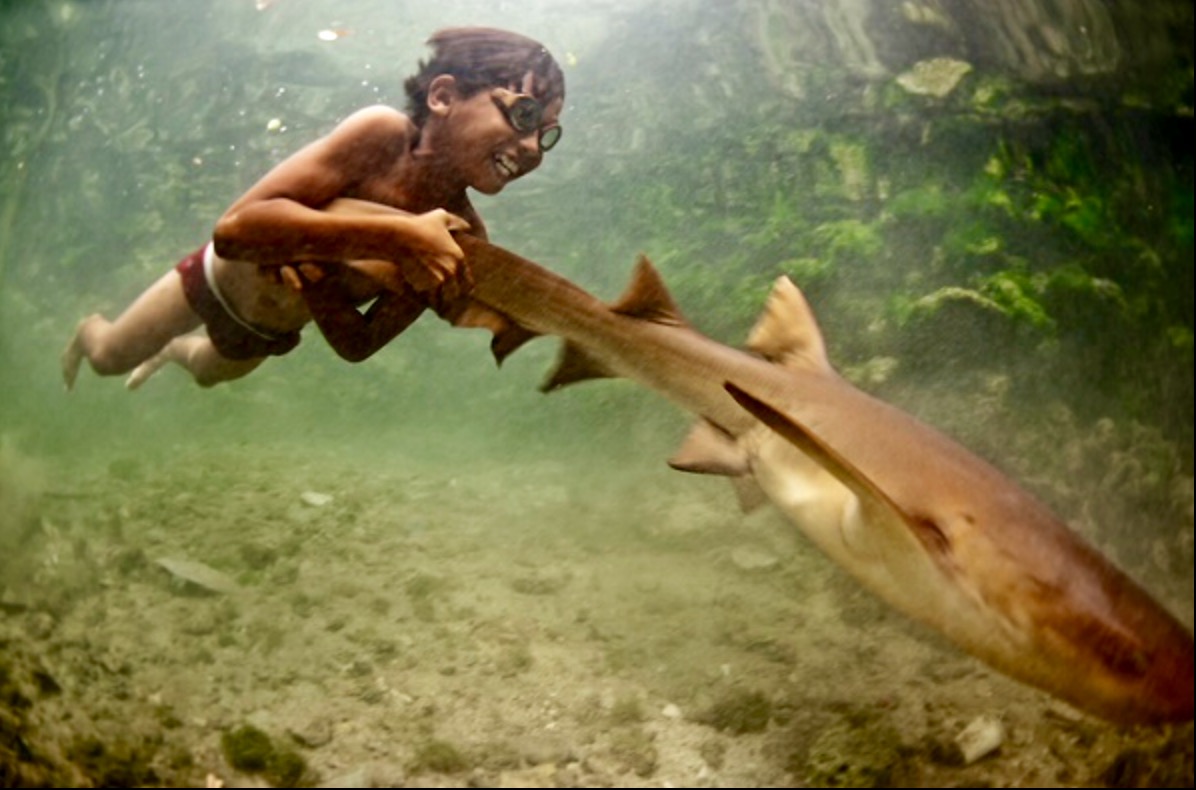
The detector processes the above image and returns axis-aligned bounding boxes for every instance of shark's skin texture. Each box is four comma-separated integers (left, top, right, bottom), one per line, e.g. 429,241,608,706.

445,235,1193,725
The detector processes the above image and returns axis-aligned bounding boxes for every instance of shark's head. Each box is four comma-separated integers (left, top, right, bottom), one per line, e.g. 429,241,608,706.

1020,539,1195,723
714,274,1195,725
727,378,1194,724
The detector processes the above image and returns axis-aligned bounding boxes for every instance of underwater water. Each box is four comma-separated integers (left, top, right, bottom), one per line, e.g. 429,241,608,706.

1,0,1192,786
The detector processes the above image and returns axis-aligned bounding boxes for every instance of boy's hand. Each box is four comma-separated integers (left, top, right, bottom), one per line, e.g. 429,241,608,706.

280,262,327,291
403,209,473,303
344,259,407,292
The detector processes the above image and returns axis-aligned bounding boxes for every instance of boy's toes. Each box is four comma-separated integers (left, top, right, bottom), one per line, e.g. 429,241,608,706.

60,326,90,392
61,341,83,391
125,352,168,390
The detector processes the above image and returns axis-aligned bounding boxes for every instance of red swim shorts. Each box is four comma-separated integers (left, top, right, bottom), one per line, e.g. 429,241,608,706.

175,246,301,360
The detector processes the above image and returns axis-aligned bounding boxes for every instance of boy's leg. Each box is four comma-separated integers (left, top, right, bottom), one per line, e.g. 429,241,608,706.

62,269,201,389
125,336,264,389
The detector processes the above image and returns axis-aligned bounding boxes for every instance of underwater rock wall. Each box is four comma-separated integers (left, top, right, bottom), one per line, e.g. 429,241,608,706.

746,0,1189,97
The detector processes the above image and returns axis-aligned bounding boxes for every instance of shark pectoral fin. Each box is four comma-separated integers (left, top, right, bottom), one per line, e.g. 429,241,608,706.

732,476,769,513
724,382,952,560
610,256,690,327
540,341,617,392
667,420,768,513
746,277,833,374
491,325,540,365
439,300,541,365
667,420,750,476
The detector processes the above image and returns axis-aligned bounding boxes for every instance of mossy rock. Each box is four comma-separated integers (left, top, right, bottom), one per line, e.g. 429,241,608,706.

68,735,160,787
803,721,902,788
409,739,469,774
700,689,773,734
220,724,314,787
265,747,314,788
221,724,274,772
608,727,658,778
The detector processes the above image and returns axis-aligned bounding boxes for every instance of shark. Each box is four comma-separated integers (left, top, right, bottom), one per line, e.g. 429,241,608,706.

442,234,1194,725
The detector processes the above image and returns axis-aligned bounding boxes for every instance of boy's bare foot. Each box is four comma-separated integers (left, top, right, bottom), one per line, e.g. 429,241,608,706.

125,348,171,390
61,315,98,391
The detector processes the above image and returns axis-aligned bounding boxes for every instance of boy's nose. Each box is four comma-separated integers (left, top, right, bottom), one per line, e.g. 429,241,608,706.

518,133,543,160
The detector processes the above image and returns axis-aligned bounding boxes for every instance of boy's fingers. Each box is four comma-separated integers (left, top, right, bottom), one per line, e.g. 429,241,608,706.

280,266,303,291
297,263,326,282
456,258,475,291
407,265,444,294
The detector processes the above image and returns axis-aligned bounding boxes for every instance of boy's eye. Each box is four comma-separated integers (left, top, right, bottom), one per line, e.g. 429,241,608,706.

492,88,559,152
507,98,542,132
493,88,543,133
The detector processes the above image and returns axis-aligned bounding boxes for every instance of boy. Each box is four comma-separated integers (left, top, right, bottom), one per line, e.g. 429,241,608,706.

62,27,564,389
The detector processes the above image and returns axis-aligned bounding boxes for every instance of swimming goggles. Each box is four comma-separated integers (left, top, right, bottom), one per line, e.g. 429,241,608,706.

492,88,562,152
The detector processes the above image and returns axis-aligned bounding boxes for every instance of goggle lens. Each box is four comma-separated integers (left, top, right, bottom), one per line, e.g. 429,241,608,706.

494,89,561,153
506,96,542,132
538,124,561,152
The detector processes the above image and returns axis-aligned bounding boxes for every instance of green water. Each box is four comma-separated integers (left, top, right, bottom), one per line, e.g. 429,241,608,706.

1,1,1192,786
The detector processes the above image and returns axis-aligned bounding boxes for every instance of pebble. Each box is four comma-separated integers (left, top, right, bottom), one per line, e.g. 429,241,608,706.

289,716,333,748
513,733,574,765
154,557,240,595
495,763,557,788
729,545,780,572
300,491,334,507
955,715,1004,764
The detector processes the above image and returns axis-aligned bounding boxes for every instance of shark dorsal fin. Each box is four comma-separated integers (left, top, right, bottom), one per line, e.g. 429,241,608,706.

540,341,616,392
668,419,750,476
746,277,832,373
610,256,688,327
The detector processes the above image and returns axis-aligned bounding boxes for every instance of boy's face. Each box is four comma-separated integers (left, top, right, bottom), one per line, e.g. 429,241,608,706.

431,74,563,196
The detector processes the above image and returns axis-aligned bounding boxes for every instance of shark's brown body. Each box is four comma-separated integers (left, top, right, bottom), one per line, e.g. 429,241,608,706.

450,235,1194,725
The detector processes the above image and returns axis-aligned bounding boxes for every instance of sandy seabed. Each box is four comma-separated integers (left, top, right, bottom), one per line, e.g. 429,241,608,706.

1,440,1192,788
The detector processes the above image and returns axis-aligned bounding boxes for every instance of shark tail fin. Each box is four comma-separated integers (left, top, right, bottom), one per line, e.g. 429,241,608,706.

441,300,541,366
746,277,832,374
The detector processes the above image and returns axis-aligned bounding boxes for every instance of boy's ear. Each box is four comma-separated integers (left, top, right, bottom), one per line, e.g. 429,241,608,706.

426,75,458,117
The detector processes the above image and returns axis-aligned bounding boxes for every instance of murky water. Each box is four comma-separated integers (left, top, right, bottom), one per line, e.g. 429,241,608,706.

2,1,1192,786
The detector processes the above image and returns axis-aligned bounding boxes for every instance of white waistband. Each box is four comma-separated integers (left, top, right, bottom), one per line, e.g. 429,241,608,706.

202,243,282,341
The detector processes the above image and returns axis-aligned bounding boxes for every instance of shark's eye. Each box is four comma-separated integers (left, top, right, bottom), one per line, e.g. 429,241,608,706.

912,515,952,557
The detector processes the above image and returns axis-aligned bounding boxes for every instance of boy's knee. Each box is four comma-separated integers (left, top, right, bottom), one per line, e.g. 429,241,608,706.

87,345,140,376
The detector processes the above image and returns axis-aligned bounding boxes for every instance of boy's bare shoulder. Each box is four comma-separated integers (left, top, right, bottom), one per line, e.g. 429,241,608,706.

341,104,415,130
327,105,416,151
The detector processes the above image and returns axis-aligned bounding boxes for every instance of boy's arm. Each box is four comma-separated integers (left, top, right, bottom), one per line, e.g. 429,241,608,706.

211,106,471,301
298,269,426,363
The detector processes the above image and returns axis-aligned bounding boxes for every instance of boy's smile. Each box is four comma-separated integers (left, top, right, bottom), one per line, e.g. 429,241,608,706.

494,150,521,181
473,89,562,194
419,73,561,196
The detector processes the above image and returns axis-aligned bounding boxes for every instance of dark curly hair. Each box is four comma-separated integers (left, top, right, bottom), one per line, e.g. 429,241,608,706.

404,27,565,127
